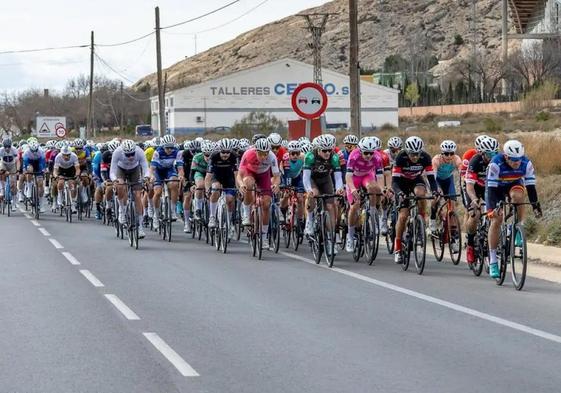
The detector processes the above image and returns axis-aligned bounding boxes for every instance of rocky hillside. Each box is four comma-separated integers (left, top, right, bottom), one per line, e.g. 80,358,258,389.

134,0,506,93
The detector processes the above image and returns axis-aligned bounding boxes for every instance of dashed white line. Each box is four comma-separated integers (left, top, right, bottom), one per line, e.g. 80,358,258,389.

79,270,105,287
30,219,40,226
61,252,81,265
143,332,199,377
104,294,140,320
279,251,561,345
24,213,32,219
48,238,64,249
38,227,51,236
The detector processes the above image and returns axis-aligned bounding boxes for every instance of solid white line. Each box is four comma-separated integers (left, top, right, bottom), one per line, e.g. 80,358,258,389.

30,219,40,226
143,332,199,377
48,238,64,249
279,251,561,345
61,252,81,265
104,294,140,320
38,227,51,236
79,270,104,287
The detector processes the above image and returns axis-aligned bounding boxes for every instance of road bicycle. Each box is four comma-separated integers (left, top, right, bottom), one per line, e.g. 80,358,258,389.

351,189,382,266
400,195,434,275
280,185,304,251
308,194,341,268
157,179,180,242
214,188,237,254
58,176,77,224
246,188,266,260
0,172,14,216
430,193,462,265
124,181,143,250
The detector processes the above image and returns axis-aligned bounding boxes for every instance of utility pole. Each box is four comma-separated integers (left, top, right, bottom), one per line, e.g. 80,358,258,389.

87,31,94,138
120,81,124,135
155,6,166,137
349,0,361,137
501,0,508,96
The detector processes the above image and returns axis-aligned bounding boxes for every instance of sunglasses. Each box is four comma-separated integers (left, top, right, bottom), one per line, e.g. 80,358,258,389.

124,152,135,157
320,149,332,154
271,146,280,150
408,153,420,158
362,151,374,156
506,156,522,162
203,153,210,157
290,151,300,156
443,152,454,156
220,150,231,154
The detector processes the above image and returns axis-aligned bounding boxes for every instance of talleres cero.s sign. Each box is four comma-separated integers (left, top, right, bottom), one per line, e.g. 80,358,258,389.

291,82,328,120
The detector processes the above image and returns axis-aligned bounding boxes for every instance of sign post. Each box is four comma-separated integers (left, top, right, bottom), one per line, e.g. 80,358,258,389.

291,83,328,139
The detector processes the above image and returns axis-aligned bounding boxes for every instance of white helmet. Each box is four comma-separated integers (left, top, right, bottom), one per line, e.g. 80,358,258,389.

28,141,40,152
387,136,403,149
201,141,214,155
219,138,234,151
343,134,359,145
121,139,136,154
301,141,313,153
358,137,378,153
298,136,310,144
316,135,335,150
74,138,85,149
255,138,271,152
479,136,499,153
195,136,204,144
87,140,95,147
440,140,457,153
60,145,72,155
161,134,176,148
268,133,282,146
107,141,119,152
503,140,524,158
55,141,65,150
45,140,55,149
404,136,424,153
475,135,489,152
238,139,250,151
287,141,301,152
324,134,336,147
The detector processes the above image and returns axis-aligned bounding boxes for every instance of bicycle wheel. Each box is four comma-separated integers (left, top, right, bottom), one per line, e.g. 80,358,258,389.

127,205,134,247
271,204,281,254
402,221,411,271
510,223,527,291
221,206,229,254
496,227,508,286
365,212,379,266
283,205,293,249
431,219,445,262
32,181,39,219
311,217,323,265
166,197,172,243
413,216,426,275
352,230,362,262
322,211,336,268
67,190,73,223
472,230,486,277
448,212,462,265
256,206,263,260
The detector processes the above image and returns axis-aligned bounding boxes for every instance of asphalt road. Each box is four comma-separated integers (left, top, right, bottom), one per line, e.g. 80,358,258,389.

3,207,561,393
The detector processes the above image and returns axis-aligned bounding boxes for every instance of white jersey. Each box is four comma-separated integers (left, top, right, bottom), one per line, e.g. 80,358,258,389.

54,152,79,169
0,147,19,166
109,146,149,180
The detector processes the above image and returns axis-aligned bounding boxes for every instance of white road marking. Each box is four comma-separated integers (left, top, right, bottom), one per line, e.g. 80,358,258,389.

24,213,32,219
79,270,104,287
48,238,64,249
279,251,561,345
38,228,51,236
30,219,40,226
18,207,26,213
143,332,199,377
104,294,140,320
61,252,81,265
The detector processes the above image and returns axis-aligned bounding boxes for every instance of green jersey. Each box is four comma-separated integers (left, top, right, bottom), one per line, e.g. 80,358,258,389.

191,152,208,177
303,151,341,180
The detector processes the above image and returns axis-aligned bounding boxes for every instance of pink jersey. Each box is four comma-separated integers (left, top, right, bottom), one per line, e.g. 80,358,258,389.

346,148,383,177
239,148,280,175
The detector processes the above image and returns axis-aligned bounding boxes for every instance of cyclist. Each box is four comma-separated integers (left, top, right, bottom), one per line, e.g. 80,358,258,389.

486,140,542,279
71,138,93,208
341,134,359,163
142,140,156,224
279,140,305,226
53,145,80,212
110,139,150,239
150,134,183,230
429,140,462,235
303,134,344,253
206,138,238,234
344,136,385,252
180,140,197,233
384,136,403,167
0,137,19,210
100,141,118,219
391,136,438,264
92,143,107,219
237,138,281,250
268,133,286,171
190,141,213,221
464,136,499,266
22,141,47,212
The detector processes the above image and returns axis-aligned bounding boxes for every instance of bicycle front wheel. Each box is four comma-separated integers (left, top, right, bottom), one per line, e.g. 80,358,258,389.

510,223,527,290
271,205,281,254
322,212,336,268
496,227,508,286
448,212,462,265
414,215,427,275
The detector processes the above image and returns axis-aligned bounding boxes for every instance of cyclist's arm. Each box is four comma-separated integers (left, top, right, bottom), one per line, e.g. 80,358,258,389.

524,160,538,205
485,162,500,211
303,169,312,193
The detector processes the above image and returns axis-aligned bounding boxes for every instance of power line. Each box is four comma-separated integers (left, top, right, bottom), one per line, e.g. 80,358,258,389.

0,44,88,55
161,0,242,29
163,0,271,36
94,52,136,84
96,31,154,48
123,89,152,102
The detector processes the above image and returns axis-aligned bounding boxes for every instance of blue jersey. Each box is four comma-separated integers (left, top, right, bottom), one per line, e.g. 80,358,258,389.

92,151,103,178
283,158,304,179
23,149,46,172
486,154,535,189
151,146,183,169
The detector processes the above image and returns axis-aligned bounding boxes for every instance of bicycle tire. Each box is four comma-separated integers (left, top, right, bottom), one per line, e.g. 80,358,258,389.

32,181,39,220
221,205,229,254
311,217,323,265
366,212,380,266
472,230,485,277
352,230,362,262
402,221,411,271
271,205,281,254
166,196,172,243
510,223,527,291
67,190,73,223
431,227,445,262
256,206,263,260
414,215,427,275
448,212,462,265
496,227,508,286
127,205,134,248
322,211,336,268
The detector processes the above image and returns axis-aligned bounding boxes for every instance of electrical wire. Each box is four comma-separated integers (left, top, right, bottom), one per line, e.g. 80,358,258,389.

96,31,154,47
0,44,88,55
94,53,136,84
123,90,152,102
161,0,242,29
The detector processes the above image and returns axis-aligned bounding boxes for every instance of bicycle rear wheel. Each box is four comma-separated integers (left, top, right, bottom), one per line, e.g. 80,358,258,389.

402,223,411,271
448,212,462,265
256,206,263,260
496,227,508,286
472,230,486,277
414,215,426,275
322,212,336,268
166,196,172,243
431,227,445,262
510,223,527,290
365,212,379,266
271,204,281,254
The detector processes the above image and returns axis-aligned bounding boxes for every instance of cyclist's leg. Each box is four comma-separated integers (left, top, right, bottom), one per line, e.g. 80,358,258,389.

509,184,526,221
193,174,206,217
346,175,361,245
364,172,381,213
254,172,272,234
294,175,305,221
209,180,222,225
487,186,507,270
240,170,256,224
182,181,192,223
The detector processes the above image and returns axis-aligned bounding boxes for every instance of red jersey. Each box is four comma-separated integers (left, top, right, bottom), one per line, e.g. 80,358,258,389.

461,149,477,178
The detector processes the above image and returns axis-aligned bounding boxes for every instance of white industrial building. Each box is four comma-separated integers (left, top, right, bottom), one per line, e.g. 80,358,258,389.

150,58,399,135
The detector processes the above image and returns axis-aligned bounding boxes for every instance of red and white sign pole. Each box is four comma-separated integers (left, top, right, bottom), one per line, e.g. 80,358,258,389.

291,83,328,139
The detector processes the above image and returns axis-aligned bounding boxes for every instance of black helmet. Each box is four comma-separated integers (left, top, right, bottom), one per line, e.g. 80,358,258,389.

252,134,266,144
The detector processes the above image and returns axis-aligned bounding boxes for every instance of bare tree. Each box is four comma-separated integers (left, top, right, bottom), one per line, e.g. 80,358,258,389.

508,40,561,89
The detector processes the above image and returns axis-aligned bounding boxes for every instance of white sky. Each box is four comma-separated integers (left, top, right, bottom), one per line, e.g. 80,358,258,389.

0,0,331,92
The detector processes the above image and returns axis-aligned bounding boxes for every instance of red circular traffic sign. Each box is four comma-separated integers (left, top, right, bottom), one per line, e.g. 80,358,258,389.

291,82,328,120
56,127,66,138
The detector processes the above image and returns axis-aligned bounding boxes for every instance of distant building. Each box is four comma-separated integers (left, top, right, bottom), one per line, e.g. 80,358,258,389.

150,58,399,135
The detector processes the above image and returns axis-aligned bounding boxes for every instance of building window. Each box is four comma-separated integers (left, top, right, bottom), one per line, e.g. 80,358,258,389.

170,97,174,107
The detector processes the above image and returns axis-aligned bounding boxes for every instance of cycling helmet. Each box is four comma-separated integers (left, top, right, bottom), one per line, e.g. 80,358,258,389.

219,138,234,151
60,146,72,155
182,140,190,150
195,136,204,143
343,134,359,145
358,137,378,153
201,141,214,155
503,140,524,158
45,140,54,149
55,141,65,150
287,141,301,152
475,134,489,152
268,133,282,146
324,134,337,147
28,141,40,152
238,139,250,151
189,139,201,152
107,141,119,152
479,136,499,153
87,140,95,147
239,138,250,146
298,136,310,144
27,137,38,144
19,139,27,147
252,133,267,144
281,139,288,148
99,143,108,153
161,134,176,148
301,141,313,154
2,137,12,148
404,136,424,153
440,140,457,153
387,136,403,149
230,138,240,150
74,138,85,149
254,138,271,152
316,135,335,150
121,139,136,154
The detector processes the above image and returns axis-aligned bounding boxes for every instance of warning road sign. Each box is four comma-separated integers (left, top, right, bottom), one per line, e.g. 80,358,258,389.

36,116,66,138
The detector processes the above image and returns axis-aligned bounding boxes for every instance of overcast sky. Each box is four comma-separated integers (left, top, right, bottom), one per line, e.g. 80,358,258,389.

0,0,331,92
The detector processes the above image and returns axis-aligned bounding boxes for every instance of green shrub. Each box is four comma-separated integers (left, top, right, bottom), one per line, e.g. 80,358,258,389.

483,117,502,132
380,122,397,131
546,219,561,246
420,113,437,123
454,34,464,45
535,111,551,122
524,216,538,239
